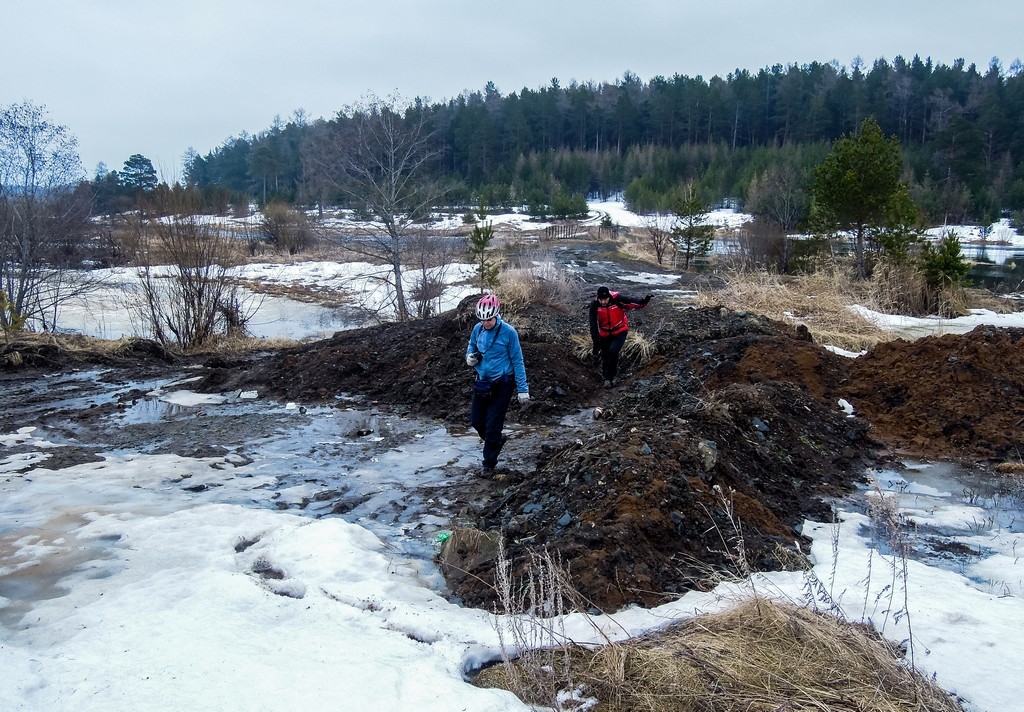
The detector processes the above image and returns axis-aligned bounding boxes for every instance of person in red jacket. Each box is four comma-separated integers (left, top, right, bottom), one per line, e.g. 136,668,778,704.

589,285,651,388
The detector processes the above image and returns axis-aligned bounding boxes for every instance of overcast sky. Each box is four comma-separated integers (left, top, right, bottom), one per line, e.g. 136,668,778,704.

3,0,1021,181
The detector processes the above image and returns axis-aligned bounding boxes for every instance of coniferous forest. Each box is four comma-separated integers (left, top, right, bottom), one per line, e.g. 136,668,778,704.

95,55,1024,227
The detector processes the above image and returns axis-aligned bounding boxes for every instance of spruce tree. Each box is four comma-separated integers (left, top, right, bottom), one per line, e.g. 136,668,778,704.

668,182,715,270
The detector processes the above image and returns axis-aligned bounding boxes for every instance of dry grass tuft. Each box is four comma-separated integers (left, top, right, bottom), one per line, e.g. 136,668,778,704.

568,330,656,366
497,252,580,317
487,540,608,707
184,334,302,355
696,268,890,352
963,288,1023,314
622,330,656,363
477,597,963,711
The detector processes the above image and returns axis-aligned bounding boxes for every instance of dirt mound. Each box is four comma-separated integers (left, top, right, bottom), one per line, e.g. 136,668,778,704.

843,326,1024,458
191,300,1024,610
447,309,877,609
11,298,1020,611
1,336,176,371
197,302,861,608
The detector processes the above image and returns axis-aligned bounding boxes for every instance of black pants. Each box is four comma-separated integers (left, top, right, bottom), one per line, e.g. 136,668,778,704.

469,377,516,468
596,331,628,382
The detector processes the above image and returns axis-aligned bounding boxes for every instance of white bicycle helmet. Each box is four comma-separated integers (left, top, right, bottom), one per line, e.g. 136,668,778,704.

475,294,500,320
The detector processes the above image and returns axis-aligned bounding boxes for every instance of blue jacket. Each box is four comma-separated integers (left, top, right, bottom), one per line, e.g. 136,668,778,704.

466,317,529,394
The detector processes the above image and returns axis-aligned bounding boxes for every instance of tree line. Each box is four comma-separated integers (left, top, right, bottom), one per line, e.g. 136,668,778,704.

160,55,1024,226
3,53,1020,344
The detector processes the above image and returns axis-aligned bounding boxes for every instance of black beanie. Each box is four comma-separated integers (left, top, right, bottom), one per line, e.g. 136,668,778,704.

597,286,610,298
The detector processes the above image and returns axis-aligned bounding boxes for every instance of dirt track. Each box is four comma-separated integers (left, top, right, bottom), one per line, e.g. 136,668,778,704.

4,295,1023,611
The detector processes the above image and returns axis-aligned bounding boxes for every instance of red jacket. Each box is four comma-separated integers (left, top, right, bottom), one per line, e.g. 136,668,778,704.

589,291,645,339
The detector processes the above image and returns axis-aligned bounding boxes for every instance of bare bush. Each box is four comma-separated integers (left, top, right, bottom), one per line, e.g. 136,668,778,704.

640,214,675,265
260,202,313,255
127,195,258,350
497,251,580,317
398,230,464,319
724,216,790,272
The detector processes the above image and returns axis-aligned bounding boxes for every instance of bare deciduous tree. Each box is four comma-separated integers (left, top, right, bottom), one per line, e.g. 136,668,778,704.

128,193,257,350
305,93,446,321
640,213,675,265
0,101,99,334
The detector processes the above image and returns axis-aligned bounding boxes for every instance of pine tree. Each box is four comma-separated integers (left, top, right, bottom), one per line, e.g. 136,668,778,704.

467,222,499,291
812,117,902,278
120,154,158,193
668,182,715,270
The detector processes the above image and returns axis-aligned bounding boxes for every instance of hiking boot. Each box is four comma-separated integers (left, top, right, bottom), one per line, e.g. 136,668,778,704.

603,379,614,388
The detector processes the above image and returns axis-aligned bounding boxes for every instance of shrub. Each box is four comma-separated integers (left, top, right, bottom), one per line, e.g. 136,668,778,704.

496,253,579,316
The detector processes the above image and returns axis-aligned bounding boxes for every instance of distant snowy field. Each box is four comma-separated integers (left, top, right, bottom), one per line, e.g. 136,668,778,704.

55,201,1024,341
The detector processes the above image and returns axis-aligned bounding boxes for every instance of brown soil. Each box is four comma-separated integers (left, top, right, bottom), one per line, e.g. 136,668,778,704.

5,295,1023,612
187,295,1024,611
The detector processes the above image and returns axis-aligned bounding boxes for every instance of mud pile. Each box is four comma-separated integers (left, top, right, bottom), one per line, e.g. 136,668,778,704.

191,297,1023,610
7,296,1021,611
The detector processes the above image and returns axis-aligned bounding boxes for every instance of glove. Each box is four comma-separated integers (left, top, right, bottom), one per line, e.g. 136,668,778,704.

466,353,479,366
591,344,601,365
518,392,530,403
640,294,652,306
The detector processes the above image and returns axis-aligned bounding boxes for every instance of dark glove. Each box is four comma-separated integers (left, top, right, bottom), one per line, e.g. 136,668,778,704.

640,294,652,306
591,345,601,365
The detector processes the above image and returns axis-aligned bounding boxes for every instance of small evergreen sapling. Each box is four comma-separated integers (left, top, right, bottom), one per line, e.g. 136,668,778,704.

468,221,500,291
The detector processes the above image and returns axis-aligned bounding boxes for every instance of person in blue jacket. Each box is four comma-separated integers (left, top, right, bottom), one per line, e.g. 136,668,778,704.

465,293,529,474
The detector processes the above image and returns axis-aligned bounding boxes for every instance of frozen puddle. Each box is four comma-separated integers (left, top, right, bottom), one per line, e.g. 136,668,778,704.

0,377,516,626
837,461,1024,597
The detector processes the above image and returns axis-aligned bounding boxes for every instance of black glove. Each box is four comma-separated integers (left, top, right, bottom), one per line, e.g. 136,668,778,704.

591,344,601,365
640,294,652,306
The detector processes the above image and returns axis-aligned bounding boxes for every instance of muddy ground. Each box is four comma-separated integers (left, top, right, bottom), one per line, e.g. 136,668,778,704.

4,293,1023,612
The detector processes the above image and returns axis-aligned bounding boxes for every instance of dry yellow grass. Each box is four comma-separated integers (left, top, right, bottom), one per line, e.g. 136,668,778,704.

183,334,303,355
475,597,963,711
568,331,655,366
496,253,580,317
695,268,891,352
